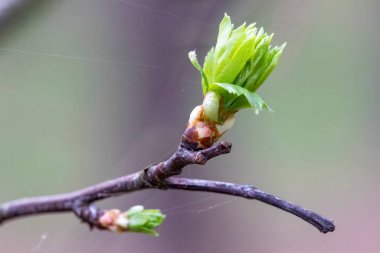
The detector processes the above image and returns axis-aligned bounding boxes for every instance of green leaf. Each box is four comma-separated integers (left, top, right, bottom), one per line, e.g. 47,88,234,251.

211,83,271,113
252,33,273,67
253,27,266,48
203,47,215,86
226,95,251,110
188,14,285,120
213,23,247,82
128,214,148,228
215,13,234,58
243,34,273,91
210,82,243,96
137,227,159,237
189,50,209,94
255,43,286,88
125,205,166,236
234,58,254,87
215,34,256,84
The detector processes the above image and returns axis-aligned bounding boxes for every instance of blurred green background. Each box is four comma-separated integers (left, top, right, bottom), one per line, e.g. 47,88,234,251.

0,0,379,252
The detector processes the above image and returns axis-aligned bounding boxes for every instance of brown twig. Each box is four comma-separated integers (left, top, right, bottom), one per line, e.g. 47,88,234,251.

165,177,335,233
0,140,335,233
0,143,230,226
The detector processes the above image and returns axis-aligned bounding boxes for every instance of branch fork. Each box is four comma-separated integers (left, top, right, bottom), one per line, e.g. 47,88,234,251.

0,139,335,235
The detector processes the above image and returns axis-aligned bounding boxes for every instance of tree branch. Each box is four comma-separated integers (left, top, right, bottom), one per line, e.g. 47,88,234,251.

165,177,335,233
0,142,231,227
0,140,335,234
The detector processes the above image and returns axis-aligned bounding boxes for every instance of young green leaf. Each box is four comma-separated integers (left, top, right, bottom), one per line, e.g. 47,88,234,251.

211,83,271,113
189,50,209,94
255,43,286,88
188,14,284,124
215,32,256,84
203,47,215,89
213,23,247,82
125,205,166,237
215,13,234,59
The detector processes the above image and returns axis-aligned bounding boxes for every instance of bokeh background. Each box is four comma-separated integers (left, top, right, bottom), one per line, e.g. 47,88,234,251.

1,0,379,252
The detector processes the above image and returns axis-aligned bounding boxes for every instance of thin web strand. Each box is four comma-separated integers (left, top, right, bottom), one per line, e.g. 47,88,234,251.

0,47,198,85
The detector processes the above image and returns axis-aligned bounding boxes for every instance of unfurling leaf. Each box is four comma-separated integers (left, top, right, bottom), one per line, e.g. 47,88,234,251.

189,50,209,94
188,13,285,124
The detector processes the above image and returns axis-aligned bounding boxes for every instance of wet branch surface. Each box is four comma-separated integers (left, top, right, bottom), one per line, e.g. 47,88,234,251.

0,141,335,233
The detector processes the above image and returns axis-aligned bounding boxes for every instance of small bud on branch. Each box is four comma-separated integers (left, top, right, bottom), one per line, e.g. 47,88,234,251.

99,206,166,236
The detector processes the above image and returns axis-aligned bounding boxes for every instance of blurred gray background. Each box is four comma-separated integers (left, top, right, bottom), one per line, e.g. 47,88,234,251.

0,0,379,252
